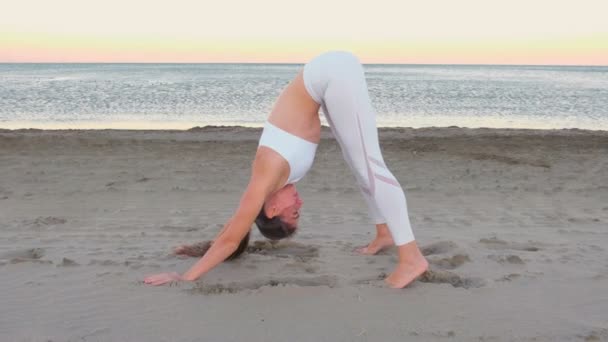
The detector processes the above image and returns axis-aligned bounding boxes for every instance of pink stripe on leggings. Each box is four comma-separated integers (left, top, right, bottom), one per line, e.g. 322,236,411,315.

374,173,401,188
368,156,386,169
355,110,376,196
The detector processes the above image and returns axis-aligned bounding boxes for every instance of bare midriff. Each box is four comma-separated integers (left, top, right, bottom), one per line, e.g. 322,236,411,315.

267,69,322,144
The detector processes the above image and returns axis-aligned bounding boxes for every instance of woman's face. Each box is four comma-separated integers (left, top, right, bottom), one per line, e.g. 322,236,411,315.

268,184,303,227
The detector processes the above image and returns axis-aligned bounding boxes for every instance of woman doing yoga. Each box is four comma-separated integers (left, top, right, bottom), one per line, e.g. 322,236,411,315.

144,51,429,288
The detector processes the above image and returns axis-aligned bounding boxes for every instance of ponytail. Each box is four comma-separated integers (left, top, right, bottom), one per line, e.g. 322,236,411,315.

181,206,296,261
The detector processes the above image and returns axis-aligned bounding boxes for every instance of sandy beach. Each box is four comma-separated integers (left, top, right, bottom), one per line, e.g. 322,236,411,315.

1,126,607,341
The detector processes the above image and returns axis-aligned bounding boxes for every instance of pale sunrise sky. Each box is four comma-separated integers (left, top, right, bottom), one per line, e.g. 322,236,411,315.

1,0,607,65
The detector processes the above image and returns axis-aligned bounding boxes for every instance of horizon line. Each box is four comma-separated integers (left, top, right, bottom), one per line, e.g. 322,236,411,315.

1,61,607,67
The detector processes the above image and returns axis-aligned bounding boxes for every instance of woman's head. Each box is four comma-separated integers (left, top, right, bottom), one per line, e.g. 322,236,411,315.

255,183,302,239
227,184,303,260
260,183,303,229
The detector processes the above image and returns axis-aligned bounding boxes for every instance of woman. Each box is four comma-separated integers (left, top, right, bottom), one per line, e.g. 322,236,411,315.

144,51,428,288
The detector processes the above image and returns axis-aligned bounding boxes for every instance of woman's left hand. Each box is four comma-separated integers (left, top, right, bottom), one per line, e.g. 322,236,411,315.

143,272,183,286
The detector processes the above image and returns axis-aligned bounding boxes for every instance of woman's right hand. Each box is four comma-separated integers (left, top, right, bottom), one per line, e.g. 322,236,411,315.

143,272,184,286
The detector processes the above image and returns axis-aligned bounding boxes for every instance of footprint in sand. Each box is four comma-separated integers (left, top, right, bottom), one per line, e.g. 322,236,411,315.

246,240,320,262
58,257,80,267
22,216,67,228
105,180,125,188
1,248,52,264
283,261,320,274
0,248,45,260
578,328,608,341
487,254,525,265
88,259,120,266
478,237,542,252
185,275,338,295
418,269,486,289
421,241,459,256
428,254,471,269
495,273,522,282
420,241,471,270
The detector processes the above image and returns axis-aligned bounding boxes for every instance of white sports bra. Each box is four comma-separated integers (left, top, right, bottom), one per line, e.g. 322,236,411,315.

258,121,318,185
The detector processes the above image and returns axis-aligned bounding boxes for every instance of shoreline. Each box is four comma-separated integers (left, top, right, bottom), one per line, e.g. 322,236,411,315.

2,117,608,133
2,124,608,135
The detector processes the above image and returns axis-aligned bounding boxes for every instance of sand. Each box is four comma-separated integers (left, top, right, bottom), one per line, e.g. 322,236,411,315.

1,126,607,341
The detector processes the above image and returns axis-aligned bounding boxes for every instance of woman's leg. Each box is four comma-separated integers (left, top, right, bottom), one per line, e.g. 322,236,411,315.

304,51,415,245
302,51,428,287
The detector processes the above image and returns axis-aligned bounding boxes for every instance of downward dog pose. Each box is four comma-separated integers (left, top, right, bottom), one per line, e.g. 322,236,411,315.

144,51,428,288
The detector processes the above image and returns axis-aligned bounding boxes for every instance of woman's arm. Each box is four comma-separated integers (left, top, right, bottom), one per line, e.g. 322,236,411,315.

144,149,285,286
179,180,268,281
144,182,266,286
215,217,234,238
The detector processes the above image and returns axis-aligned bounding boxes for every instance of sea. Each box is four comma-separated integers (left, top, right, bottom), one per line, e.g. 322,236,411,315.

1,63,607,130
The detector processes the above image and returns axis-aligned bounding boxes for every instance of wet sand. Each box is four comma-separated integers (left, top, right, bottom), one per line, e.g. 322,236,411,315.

1,126,607,341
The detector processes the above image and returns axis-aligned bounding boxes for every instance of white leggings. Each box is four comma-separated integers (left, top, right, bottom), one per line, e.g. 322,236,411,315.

303,51,415,246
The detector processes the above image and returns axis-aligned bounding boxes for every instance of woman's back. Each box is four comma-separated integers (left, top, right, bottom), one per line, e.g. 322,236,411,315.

266,70,321,144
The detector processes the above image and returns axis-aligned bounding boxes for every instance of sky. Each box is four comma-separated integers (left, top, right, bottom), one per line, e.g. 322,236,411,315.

1,0,607,65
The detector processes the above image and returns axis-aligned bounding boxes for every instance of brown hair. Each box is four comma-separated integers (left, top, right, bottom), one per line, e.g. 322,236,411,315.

226,206,297,260
225,231,250,261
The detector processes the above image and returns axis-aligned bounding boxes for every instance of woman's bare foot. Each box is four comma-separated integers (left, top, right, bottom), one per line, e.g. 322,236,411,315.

384,240,429,288
355,223,394,255
385,257,429,288
355,235,394,255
